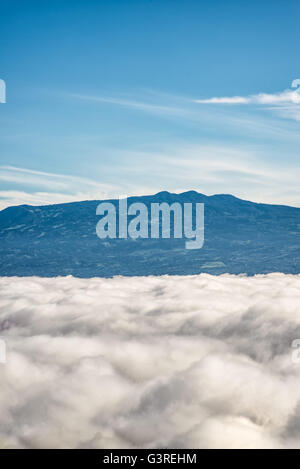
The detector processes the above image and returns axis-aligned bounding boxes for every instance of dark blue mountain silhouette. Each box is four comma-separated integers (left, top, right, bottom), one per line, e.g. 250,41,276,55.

0,191,299,277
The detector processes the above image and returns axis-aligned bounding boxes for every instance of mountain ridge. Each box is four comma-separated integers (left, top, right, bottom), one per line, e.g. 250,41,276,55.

0,191,299,277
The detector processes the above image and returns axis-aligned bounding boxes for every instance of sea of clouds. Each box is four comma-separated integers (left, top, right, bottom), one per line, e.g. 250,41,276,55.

0,273,300,449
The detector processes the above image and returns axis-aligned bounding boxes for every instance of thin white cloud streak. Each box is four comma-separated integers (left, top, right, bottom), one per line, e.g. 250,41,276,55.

66,89,300,139
71,89,300,111
0,166,161,210
0,166,118,210
69,88,300,109
0,165,112,191
69,89,295,137
116,144,300,207
268,105,300,122
195,89,300,105
68,92,189,118
0,191,105,210
1,274,300,448
2,141,300,209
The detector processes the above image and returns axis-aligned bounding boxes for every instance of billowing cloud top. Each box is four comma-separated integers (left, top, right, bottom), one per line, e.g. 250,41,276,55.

1,273,300,449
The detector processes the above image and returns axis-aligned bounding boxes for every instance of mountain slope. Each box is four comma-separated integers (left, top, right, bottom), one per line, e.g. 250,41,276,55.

0,191,299,277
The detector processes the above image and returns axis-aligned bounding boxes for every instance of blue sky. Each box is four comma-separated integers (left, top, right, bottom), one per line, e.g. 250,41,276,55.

1,0,300,208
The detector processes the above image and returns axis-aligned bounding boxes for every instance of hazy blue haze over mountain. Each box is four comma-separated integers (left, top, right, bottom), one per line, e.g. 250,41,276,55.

0,192,299,277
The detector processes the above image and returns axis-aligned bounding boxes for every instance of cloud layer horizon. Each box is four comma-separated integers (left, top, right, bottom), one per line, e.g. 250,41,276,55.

0,273,300,449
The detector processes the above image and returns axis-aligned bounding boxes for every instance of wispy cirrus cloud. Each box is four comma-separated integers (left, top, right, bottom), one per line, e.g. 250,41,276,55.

2,138,300,210
0,190,100,210
3,81,300,210
0,166,116,210
195,82,300,105
67,86,300,129
103,143,300,207
0,165,159,210
1,273,300,448
68,92,189,118
195,89,300,105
